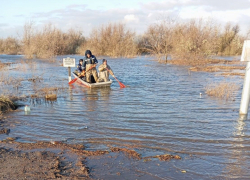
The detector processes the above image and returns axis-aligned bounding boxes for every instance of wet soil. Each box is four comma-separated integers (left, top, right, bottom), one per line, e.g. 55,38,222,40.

0,140,182,180
0,147,89,179
0,105,183,179
0,110,182,180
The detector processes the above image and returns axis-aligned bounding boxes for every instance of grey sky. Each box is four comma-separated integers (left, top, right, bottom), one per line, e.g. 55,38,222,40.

0,0,250,38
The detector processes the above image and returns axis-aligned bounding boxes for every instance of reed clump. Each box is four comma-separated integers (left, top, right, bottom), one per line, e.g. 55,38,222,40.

0,95,16,113
33,86,65,100
79,23,137,57
205,82,239,100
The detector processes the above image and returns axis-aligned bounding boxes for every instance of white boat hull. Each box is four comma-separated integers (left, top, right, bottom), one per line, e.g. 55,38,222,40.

72,72,113,88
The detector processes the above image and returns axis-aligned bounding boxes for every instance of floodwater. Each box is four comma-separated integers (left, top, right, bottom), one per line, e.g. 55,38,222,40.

1,54,249,179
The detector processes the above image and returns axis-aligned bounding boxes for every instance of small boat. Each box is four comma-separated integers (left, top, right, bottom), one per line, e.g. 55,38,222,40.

72,72,113,88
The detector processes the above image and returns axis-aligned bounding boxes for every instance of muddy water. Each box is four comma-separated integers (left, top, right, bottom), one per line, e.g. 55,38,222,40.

1,54,249,179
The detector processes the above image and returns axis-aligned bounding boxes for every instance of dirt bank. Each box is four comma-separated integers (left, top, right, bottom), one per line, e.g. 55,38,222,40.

0,139,182,179
0,147,89,179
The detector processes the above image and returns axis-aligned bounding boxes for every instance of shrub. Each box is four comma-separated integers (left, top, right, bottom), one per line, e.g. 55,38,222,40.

22,22,85,59
139,17,176,62
79,23,137,57
0,37,21,55
141,18,244,65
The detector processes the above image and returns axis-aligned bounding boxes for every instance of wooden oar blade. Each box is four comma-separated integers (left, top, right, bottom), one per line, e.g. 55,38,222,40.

68,78,77,85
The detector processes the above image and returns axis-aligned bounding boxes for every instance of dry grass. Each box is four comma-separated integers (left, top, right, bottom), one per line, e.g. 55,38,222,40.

189,65,245,72
0,76,23,89
22,22,85,59
140,18,245,65
45,94,57,100
0,61,14,70
217,72,245,77
79,23,137,57
0,19,246,64
0,61,6,70
0,95,16,113
205,82,240,100
31,86,66,100
16,59,38,72
0,37,21,55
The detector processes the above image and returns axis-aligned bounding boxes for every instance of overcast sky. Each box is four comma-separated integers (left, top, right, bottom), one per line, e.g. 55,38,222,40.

1,0,250,38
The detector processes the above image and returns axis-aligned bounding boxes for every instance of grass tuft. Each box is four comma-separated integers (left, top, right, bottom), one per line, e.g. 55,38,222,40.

0,95,16,113
205,82,239,100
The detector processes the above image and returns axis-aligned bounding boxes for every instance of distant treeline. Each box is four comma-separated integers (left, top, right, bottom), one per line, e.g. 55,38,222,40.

0,18,248,65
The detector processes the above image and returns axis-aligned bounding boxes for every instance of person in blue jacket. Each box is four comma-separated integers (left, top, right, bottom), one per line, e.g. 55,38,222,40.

83,50,98,83
76,59,84,76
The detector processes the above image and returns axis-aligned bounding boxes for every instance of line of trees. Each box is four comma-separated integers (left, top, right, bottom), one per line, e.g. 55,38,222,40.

0,18,248,65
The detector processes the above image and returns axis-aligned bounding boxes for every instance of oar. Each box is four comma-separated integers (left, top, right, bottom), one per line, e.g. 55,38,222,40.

68,74,82,84
68,65,96,85
68,77,78,85
106,68,126,88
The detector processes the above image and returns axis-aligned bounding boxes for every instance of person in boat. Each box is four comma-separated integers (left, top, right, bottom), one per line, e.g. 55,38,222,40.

98,59,114,82
76,59,85,76
83,50,98,83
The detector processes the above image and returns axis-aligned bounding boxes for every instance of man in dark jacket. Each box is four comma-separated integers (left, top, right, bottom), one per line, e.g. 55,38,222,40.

83,50,98,83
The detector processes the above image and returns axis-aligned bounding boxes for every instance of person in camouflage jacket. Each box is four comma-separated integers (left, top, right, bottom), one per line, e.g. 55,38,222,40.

98,59,114,82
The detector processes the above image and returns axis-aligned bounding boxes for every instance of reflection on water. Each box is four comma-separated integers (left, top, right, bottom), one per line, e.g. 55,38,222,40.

24,111,31,115
223,118,248,178
234,118,246,137
1,55,250,179
81,87,111,111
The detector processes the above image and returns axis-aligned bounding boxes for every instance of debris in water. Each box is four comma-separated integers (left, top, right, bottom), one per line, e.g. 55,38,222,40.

0,128,10,135
24,105,30,111
45,94,57,100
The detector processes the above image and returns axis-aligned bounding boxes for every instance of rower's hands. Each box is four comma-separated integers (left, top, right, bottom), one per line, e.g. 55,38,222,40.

79,70,85,76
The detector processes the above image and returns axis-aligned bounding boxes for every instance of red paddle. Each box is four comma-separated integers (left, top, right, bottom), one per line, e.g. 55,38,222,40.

106,68,126,88
68,78,78,85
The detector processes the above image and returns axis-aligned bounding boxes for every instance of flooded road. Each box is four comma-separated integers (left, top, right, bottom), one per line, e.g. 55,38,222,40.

1,54,249,179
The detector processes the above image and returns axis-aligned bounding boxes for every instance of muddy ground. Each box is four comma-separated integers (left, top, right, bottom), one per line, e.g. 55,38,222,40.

0,142,181,180
0,115,182,180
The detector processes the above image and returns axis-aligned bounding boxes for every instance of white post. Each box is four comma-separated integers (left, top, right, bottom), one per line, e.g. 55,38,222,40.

68,67,72,82
239,62,250,119
239,40,250,120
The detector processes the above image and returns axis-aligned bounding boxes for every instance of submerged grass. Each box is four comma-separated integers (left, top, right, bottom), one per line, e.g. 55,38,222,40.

205,82,239,100
217,72,245,77
0,61,5,70
189,65,245,72
31,86,66,100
